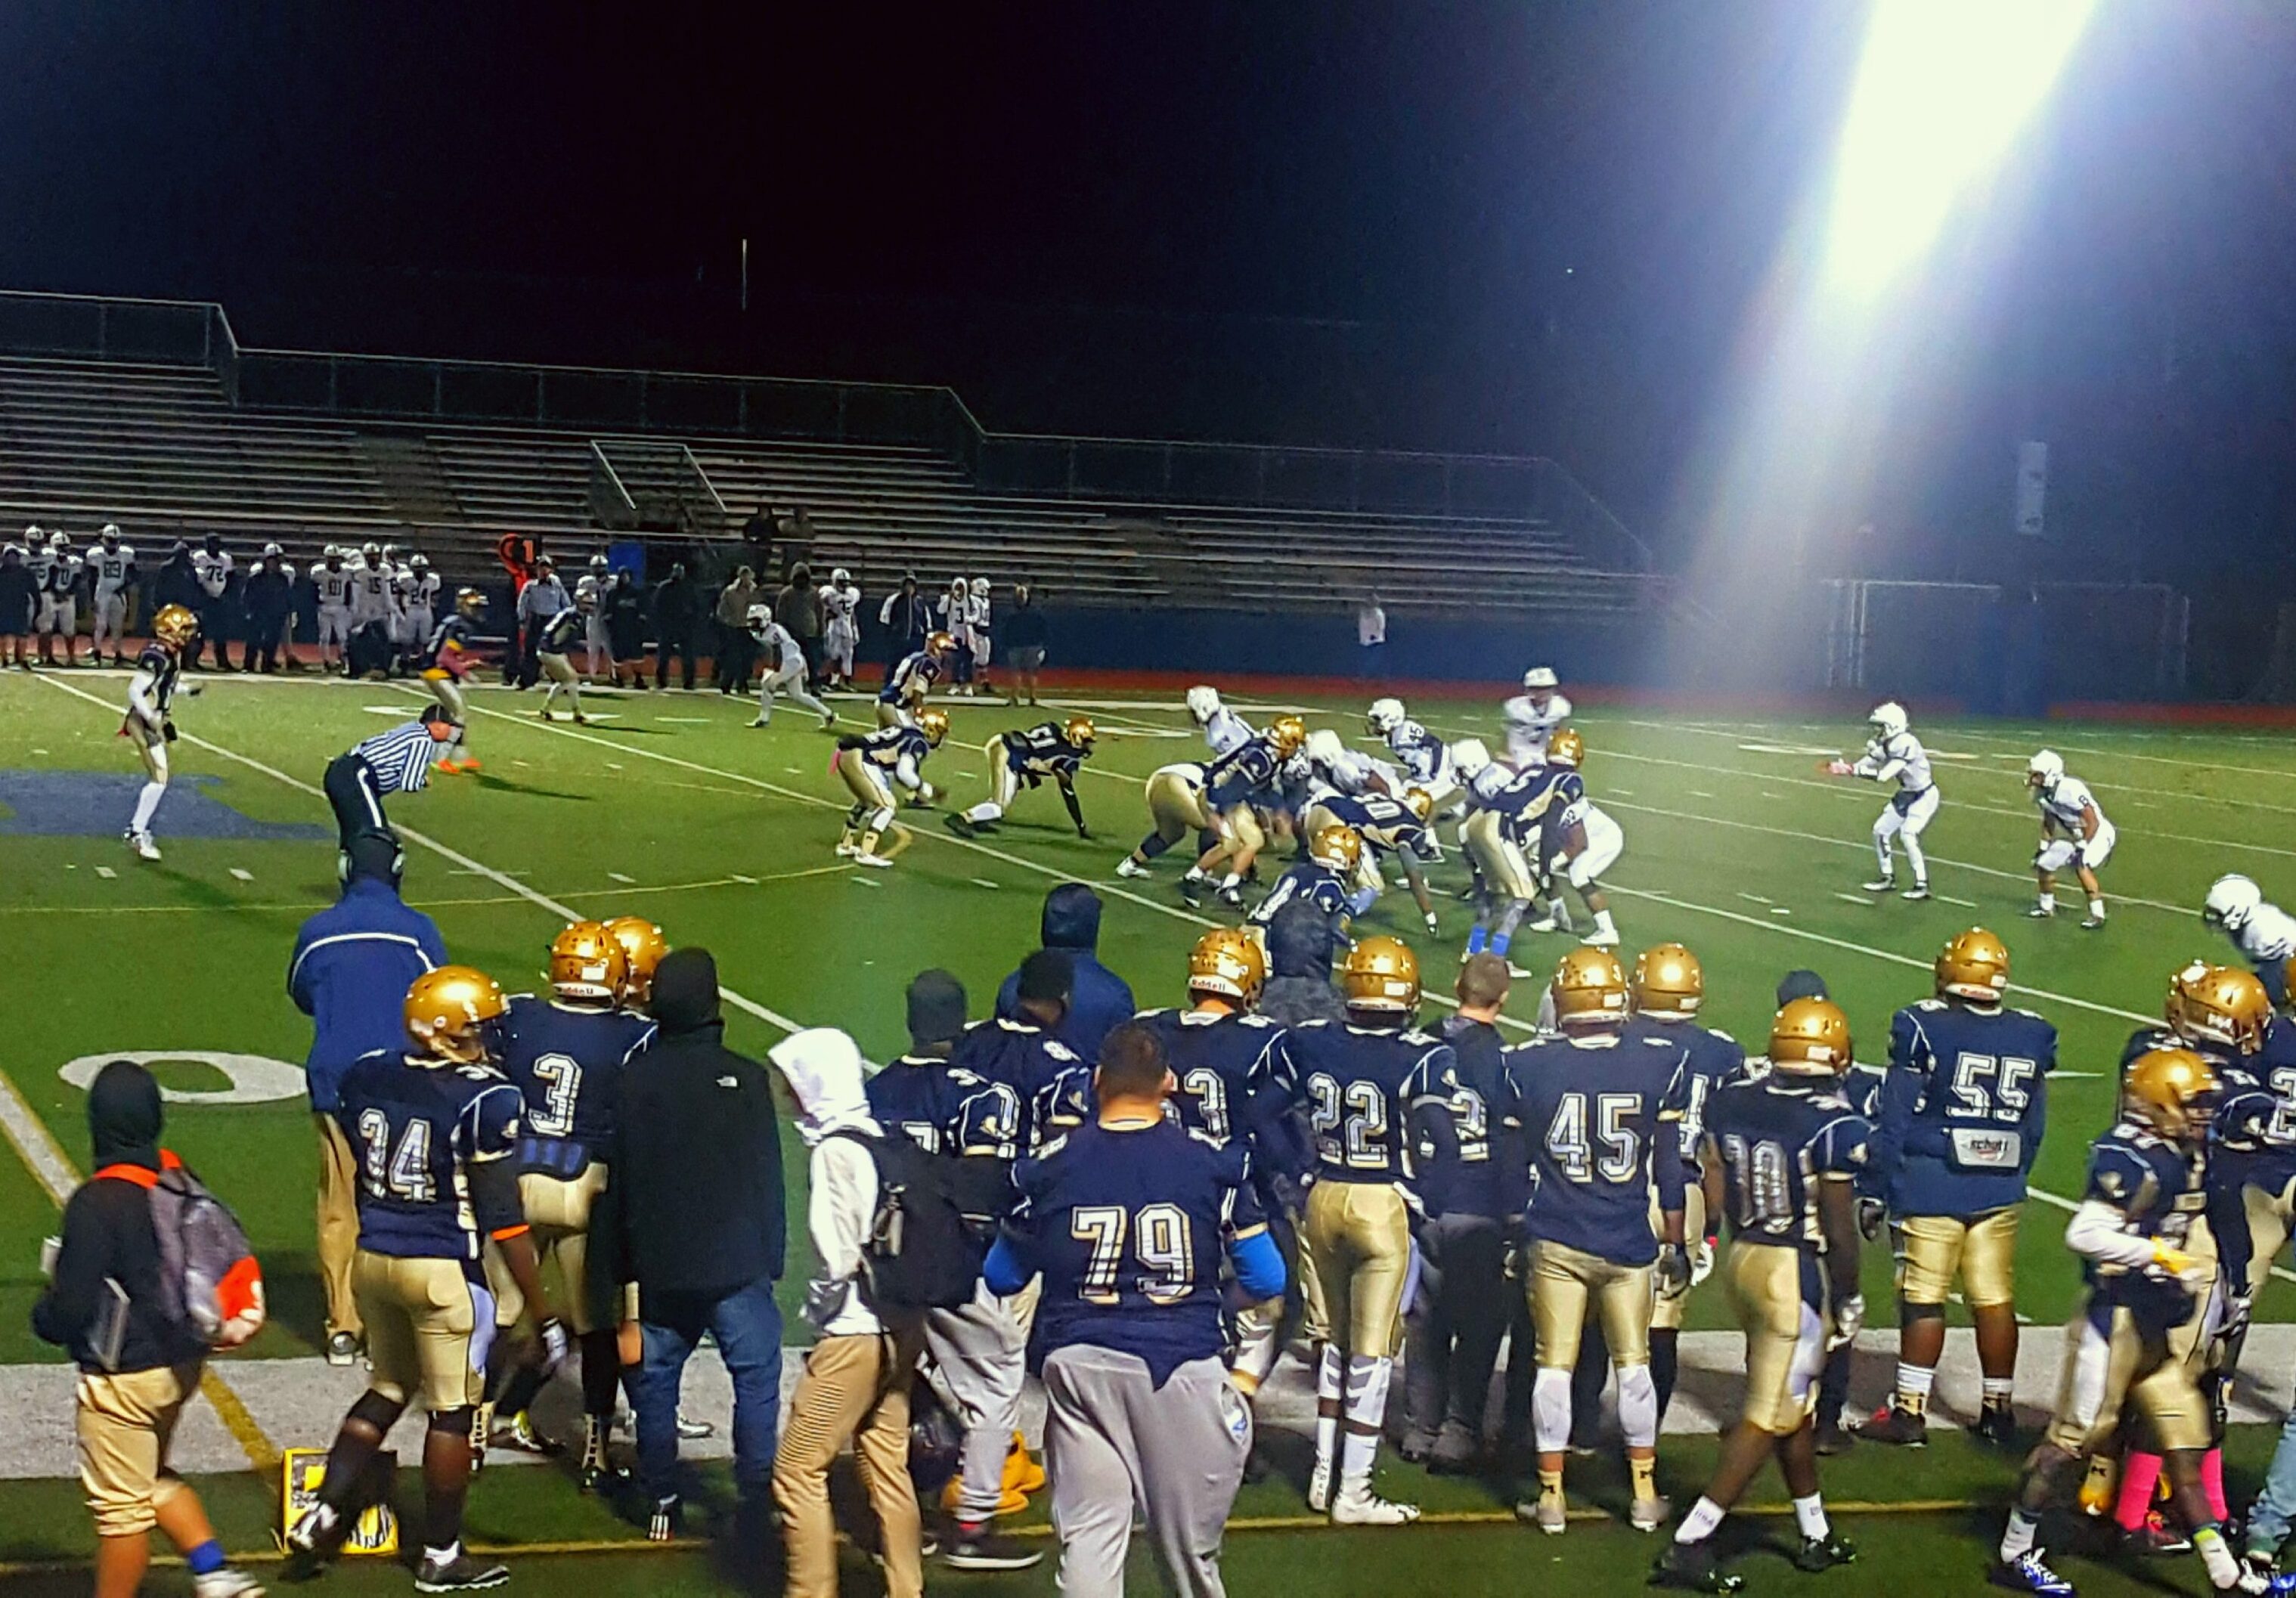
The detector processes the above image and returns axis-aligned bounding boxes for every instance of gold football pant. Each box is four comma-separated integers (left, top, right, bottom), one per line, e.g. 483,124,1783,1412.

2241,1172,2296,1299
2043,1290,2211,1456
1142,766,1215,850
500,1165,613,1335
1895,1206,2020,1309
1725,1240,1827,1436
1464,810,1537,903
1527,1239,1653,1370
1300,1180,1411,1358
352,1250,486,1412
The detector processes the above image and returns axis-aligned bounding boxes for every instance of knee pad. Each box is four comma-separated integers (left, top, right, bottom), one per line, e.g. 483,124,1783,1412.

1531,1365,1572,1451
429,1405,476,1441
1616,1362,1659,1450
349,1389,404,1436
870,805,895,833
1901,1300,1947,1324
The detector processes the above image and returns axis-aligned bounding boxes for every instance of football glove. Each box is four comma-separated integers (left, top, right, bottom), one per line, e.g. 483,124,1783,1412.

1857,1197,1888,1240
2150,1240,2204,1283
161,720,179,743
1689,1234,1718,1288
1828,1293,1865,1349
1654,1242,1692,1301
538,1318,571,1372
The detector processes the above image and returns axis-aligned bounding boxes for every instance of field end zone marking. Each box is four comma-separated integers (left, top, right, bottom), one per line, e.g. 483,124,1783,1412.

0,1068,282,1471
34,676,811,1040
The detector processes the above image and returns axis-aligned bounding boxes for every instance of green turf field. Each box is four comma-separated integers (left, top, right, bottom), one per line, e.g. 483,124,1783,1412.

4,663,2294,1595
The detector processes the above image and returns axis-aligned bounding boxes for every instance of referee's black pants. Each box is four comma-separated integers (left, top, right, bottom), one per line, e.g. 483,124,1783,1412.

324,753,391,847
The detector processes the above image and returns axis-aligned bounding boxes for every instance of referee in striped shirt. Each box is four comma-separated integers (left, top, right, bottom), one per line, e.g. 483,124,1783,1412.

324,709,459,846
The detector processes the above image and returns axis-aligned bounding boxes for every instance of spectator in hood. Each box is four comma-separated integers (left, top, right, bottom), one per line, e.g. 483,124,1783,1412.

1256,900,1347,1028
152,542,203,618
996,884,1134,1059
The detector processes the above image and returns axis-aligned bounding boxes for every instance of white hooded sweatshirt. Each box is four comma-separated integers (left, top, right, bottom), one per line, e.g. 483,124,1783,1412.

770,1027,885,1337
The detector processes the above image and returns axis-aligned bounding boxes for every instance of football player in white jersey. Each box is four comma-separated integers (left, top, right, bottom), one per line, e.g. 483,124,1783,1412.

1367,696,1462,813
2025,750,2115,928
1824,700,1937,901
1185,684,1256,758
37,531,86,667
1303,728,1397,801
88,525,137,664
820,567,861,689
401,553,440,664
347,548,398,678
575,554,612,679
312,547,355,673
965,575,993,698
1503,666,1572,764
2203,875,2296,1010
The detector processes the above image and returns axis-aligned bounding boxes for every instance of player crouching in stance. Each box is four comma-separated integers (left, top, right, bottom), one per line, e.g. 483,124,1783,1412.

1991,1050,2242,1597
119,603,201,862
834,705,947,867
1653,999,1867,1593
2202,874,2296,1009
289,968,567,1593
1863,930,2056,1449
1505,948,1687,1535
533,598,590,724
878,629,956,729
1287,936,1452,1525
2026,751,2115,928
1248,823,1365,945
422,589,491,774
1179,715,1308,909
1117,759,1221,880
947,715,1095,839
1823,701,1937,901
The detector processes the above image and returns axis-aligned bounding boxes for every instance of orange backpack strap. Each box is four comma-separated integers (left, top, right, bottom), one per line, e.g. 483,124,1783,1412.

94,1163,159,1188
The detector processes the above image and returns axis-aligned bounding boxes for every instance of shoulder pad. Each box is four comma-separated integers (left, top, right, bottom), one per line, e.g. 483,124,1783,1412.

947,1065,987,1086
1704,1027,1736,1043
1135,1006,1176,1022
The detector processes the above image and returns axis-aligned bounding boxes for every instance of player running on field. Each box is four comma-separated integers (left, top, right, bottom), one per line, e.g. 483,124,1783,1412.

421,590,491,773
745,605,837,730
947,716,1095,838
2025,751,2115,928
834,706,947,867
533,602,590,724
1503,667,1572,765
1823,700,1938,901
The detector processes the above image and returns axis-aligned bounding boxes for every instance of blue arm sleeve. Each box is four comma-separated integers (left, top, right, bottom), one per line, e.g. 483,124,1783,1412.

983,1235,1031,1298
1653,1129,1687,1216
1230,1229,1287,1300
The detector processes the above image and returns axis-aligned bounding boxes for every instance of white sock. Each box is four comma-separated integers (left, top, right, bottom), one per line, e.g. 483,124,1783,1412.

1903,832,1928,884
1895,1361,1935,1414
1312,1345,1343,1476
1219,872,1241,891
1548,897,1573,930
1675,1496,1726,1546
1593,908,1616,939
1982,1377,2014,1408
2000,1509,2040,1562
2088,897,2106,919
131,781,166,833
425,1541,462,1567
965,802,1001,824
2036,890,2056,912
1794,1494,1830,1541
1340,1355,1393,1495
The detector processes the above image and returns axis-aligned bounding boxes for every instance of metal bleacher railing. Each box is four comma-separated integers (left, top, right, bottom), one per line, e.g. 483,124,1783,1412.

0,288,1648,571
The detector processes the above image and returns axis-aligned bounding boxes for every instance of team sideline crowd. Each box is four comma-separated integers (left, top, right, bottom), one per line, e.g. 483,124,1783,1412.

34,585,2296,1598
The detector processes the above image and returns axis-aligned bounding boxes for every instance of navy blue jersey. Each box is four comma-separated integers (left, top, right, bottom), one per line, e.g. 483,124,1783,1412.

880,649,943,703
1481,764,1572,835
132,643,181,717
335,1051,522,1261
1702,1075,1871,1250
538,608,584,654
1247,860,1351,930
425,613,478,669
950,1017,1087,1151
2079,1121,2205,1327
1204,736,1282,811
1532,770,1591,855
1504,1031,1687,1264
1002,723,1086,782
848,723,931,774
1627,1016,1746,1172
497,996,652,1158
866,1054,1024,1160
1286,1020,1450,1184
1133,1007,1292,1150
1319,793,1429,856
1387,719,1445,783
1031,1062,1098,1146
1414,1014,1514,1220
1013,1117,1266,1383
1874,1001,2057,1218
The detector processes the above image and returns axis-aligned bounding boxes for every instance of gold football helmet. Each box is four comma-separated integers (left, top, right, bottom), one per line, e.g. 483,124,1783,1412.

1309,824,1365,875
602,916,670,1009
2124,1046,2220,1144
1935,928,2011,1003
2169,962,2272,1056
1063,716,1097,750
1266,714,1308,759
916,705,950,747
151,604,200,651
1342,935,1421,1014
549,920,627,1003
1400,787,1436,823
925,630,956,656
1551,946,1629,1027
1188,926,1267,1005
1547,727,1585,769
454,587,487,619
404,966,509,1064
1770,998,1851,1075
1630,943,1704,1018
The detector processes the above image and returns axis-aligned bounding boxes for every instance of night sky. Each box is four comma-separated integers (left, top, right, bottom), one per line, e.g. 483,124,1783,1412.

2,2,2293,568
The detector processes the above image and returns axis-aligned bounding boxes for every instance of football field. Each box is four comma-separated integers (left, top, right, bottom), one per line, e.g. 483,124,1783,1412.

5,662,2296,1596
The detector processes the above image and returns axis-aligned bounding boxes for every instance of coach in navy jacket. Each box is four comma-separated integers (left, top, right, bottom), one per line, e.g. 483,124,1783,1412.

285,833,447,1358
996,884,1135,1060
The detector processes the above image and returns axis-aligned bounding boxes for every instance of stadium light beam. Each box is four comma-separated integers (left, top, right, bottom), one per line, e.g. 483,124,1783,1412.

1821,0,2098,299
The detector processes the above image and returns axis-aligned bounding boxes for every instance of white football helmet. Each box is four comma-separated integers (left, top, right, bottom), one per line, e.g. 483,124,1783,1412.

49,530,70,550
1869,701,1909,739
101,522,122,542
23,525,40,544
831,567,851,587
1304,728,1347,768
1185,685,1222,726
262,541,284,558
1523,665,1559,692
2026,749,2065,794
409,553,429,571
746,602,773,630
2205,874,2263,933
970,577,990,598
1366,697,1406,736
361,542,382,561
1449,737,1492,779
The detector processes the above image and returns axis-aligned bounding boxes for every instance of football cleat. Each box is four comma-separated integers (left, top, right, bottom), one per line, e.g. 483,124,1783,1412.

1990,1551,2074,1596
2080,915,2107,931
1115,856,1148,878
126,828,160,862
675,1410,713,1440
1650,1541,1743,1593
854,852,896,869
2027,904,2053,918
1972,1404,2019,1448
1178,874,1207,906
414,1555,510,1593
2122,1510,2190,1556
1792,1535,1858,1572
1901,885,1932,901
1862,877,1895,893
1329,1491,1419,1526
493,1411,560,1456
648,1494,683,1542
191,1569,265,1598
1813,1416,1855,1455
1862,1404,1927,1448
835,837,859,857
1517,1489,1569,1535
324,1330,360,1367
1216,884,1244,909
1583,928,1622,949
943,813,978,838
749,716,770,728
1306,1459,1332,1513
1631,1494,1672,1533
941,1525,1043,1571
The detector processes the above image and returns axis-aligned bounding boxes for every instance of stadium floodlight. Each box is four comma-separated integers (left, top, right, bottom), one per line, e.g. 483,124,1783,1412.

1820,0,2097,298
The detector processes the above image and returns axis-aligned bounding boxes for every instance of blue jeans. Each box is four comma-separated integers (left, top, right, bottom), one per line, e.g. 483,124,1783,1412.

2251,1403,2296,1553
637,1275,782,1503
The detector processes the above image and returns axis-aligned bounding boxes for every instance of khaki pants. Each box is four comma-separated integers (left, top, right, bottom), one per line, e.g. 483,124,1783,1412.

314,1112,363,1339
77,1361,203,1536
773,1327,925,1598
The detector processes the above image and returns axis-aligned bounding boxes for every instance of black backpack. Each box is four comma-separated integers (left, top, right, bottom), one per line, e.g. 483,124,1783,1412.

833,1131,987,1314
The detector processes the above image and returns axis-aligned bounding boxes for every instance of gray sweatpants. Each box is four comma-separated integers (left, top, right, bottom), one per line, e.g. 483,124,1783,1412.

1044,1346,1249,1598
922,1287,1027,1521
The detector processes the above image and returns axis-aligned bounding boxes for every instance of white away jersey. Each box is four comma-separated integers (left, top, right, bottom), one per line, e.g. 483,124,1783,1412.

1502,692,1573,761
2239,903,2296,965
92,545,135,592
1203,705,1256,759
1856,730,1933,793
316,565,353,609
2035,775,2109,836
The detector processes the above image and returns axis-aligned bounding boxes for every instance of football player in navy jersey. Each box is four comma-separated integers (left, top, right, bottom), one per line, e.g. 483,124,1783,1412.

1864,930,2058,1451
947,716,1095,838
984,1021,1284,1598
1994,1050,2240,1598
833,705,947,867
1303,790,1443,934
1504,948,1688,1535
1179,716,1307,909
1247,823,1364,940
953,949,1088,1154
119,604,200,862
1287,935,1452,1525
877,629,955,727
1654,999,1868,1593
290,968,563,1594
487,922,654,1485
1400,953,1514,1472
1461,760,1571,965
